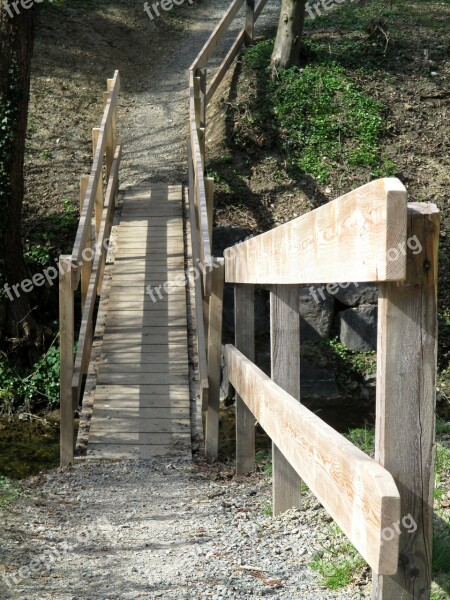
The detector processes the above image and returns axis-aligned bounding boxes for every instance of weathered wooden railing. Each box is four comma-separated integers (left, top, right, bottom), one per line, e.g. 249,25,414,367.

59,71,121,467
188,0,270,460
190,3,440,597
224,177,439,599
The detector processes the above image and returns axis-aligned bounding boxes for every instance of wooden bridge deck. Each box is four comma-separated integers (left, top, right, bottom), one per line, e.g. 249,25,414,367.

86,184,192,460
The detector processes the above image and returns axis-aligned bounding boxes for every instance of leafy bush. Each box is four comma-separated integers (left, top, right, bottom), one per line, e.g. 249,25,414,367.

0,342,60,414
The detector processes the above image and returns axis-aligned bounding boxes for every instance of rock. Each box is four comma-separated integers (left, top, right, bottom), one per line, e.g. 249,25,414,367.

338,305,378,351
299,287,334,340
334,282,378,307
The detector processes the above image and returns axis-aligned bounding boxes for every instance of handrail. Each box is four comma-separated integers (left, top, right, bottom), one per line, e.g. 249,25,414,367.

188,0,270,464
188,2,440,596
224,177,408,284
59,72,121,467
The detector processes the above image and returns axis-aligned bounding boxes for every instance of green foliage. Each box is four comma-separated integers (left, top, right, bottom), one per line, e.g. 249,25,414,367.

0,342,60,415
24,244,52,267
310,524,366,590
344,427,375,456
327,338,376,376
261,500,272,517
0,475,23,507
433,523,450,573
240,40,396,184
274,63,396,182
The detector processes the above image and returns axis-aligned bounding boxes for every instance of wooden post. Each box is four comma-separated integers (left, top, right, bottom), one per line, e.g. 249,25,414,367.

235,284,255,474
270,284,302,515
194,72,206,165
245,0,255,44
103,79,115,179
60,255,75,467
92,127,103,239
205,176,214,242
205,258,225,460
80,175,91,313
372,203,439,600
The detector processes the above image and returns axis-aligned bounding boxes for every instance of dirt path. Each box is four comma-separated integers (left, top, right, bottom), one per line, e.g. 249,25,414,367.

119,0,279,186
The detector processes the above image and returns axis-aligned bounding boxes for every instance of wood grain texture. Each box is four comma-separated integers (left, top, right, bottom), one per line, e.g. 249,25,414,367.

84,184,191,460
226,345,401,575
225,178,407,284
72,71,120,279
235,284,255,475
205,259,225,460
372,203,439,600
271,285,302,515
59,256,75,467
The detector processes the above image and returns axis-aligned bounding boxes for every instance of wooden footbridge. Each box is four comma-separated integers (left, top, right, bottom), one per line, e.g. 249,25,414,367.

58,2,440,599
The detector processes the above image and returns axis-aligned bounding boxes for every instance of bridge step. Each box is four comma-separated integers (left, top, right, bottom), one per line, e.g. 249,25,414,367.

86,184,192,460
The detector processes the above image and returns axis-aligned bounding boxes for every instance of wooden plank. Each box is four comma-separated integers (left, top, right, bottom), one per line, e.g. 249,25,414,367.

205,259,225,460
71,145,122,406
98,355,188,366
72,71,120,280
92,127,103,239
190,0,246,70
187,182,208,399
206,30,245,104
96,373,189,385
225,178,407,284
372,203,439,599
89,431,190,444
86,445,191,460
226,345,401,575
89,417,190,433
59,255,75,467
92,407,190,418
235,284,255,475
94,397,189,408
271,285,302,515
80,175,91,314
105,315,187,328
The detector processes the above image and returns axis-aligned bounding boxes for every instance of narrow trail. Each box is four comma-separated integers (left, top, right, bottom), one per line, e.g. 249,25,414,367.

119,0,279,186
1,2,366,599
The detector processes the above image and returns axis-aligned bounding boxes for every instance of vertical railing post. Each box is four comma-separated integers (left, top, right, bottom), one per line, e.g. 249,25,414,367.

103,86,114,179
235,284,255,474
245,0,255,44
270,284,302,515
60,255,75,467
199,68,207,165
205,258,225,460
372,203,439,600
92,127,103,240
205,176,214,242
79,175,91,314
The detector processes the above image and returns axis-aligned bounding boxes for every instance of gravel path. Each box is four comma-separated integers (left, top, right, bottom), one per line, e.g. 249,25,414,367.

0,459,368,599
1,3,369,599
119,0,279,187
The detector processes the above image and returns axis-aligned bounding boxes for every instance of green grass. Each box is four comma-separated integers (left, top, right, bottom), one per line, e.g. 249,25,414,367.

0,476,23,507
241,40,396,184
310,524,366,590
344,427,375,456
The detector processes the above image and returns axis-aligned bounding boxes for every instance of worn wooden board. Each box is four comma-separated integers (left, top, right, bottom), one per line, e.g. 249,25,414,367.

226,344,401,575
225,178,407,285
85,183,191,460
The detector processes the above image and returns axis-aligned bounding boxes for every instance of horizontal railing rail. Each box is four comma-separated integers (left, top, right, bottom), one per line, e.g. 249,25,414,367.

60,71,121,467
189,1,440,596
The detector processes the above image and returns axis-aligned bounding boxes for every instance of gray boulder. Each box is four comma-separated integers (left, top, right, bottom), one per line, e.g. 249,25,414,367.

334,282,378,307
338,305,377,351
299,287,334,340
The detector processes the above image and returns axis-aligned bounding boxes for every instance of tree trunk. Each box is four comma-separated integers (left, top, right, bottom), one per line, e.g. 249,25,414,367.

270,0,307,76
0,7,39,353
